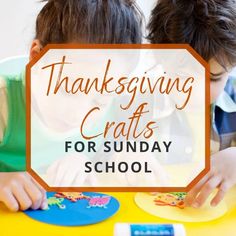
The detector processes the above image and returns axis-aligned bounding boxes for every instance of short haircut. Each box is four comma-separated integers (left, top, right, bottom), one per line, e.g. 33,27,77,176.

148,0,236,68
36,0,143,46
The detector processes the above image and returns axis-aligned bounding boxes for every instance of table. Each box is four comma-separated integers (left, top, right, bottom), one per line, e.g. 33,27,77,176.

1,190,236,236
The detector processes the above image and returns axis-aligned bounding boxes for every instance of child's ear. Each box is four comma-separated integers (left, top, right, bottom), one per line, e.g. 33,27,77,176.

30,40,42,60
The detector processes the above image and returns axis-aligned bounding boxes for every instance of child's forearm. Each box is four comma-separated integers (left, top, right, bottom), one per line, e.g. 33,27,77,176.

0,77,8,142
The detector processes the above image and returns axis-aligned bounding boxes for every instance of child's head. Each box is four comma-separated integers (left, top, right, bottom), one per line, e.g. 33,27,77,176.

30,0,143,132
148,0,236,102
30,0,143,57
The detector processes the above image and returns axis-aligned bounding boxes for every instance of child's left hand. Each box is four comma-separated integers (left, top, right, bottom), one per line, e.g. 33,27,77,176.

185,147,236,208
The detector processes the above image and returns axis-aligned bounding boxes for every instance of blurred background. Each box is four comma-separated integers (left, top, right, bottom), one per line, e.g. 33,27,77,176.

0,0,235,76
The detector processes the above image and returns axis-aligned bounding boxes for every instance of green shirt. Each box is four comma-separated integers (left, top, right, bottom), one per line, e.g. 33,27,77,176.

0,74,26,172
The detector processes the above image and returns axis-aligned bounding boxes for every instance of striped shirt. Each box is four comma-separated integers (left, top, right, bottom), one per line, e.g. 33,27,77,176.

211,76,236,154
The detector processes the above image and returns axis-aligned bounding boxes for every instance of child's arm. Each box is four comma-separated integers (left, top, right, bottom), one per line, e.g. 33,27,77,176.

0,77,7,141
185,147,236,207
0,78,48,212
0,172,48,211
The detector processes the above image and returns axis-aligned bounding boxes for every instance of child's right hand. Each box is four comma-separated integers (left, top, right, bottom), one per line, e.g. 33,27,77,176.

185,147,236,208
0,172,48,212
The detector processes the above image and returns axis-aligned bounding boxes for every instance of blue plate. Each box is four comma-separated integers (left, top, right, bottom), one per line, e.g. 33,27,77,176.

24,192,120,226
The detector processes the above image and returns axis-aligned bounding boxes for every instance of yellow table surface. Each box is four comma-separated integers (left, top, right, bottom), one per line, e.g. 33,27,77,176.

1,190,236,236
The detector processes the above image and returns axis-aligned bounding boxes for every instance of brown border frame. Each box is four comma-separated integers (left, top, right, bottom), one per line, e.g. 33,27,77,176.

26,44,211,192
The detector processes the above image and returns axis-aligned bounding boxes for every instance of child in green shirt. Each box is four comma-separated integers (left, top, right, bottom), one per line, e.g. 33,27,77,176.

0,0,143,211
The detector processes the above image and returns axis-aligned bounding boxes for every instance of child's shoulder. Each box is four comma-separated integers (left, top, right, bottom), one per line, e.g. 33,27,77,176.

229,75,236,81
229,76,236,87
226,76,236,99
0,72,24,87
0,76,6,90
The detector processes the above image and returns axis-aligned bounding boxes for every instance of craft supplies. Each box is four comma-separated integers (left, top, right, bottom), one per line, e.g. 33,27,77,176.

114,223,185,236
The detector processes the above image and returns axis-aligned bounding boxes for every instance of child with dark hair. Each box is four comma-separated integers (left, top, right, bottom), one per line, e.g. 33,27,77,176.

148,0,236,207
0,0,143,211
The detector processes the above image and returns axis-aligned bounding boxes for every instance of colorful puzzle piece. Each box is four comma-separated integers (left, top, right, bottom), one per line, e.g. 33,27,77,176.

154,192,186,209
24,192,120,226
87,196,111,208
47,197,66,210
55,192,90,202
47,193,111,210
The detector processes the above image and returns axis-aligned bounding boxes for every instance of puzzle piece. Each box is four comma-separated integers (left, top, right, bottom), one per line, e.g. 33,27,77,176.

87,196,111,208
55,192,90,202
154,192,186,209
47,197,66,210
24,192,120,226
171,192,187,200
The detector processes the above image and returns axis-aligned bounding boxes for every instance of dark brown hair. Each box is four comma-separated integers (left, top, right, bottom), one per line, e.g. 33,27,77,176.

36,0,143,46
148,0,236,67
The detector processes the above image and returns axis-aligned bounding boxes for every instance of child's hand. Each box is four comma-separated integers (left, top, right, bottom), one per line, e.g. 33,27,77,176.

0,172,48,212
185,147,236,208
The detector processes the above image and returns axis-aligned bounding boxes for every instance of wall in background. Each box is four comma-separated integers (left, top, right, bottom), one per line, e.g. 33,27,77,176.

0,0,44,59
0,0,235,76
0,0,155,60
